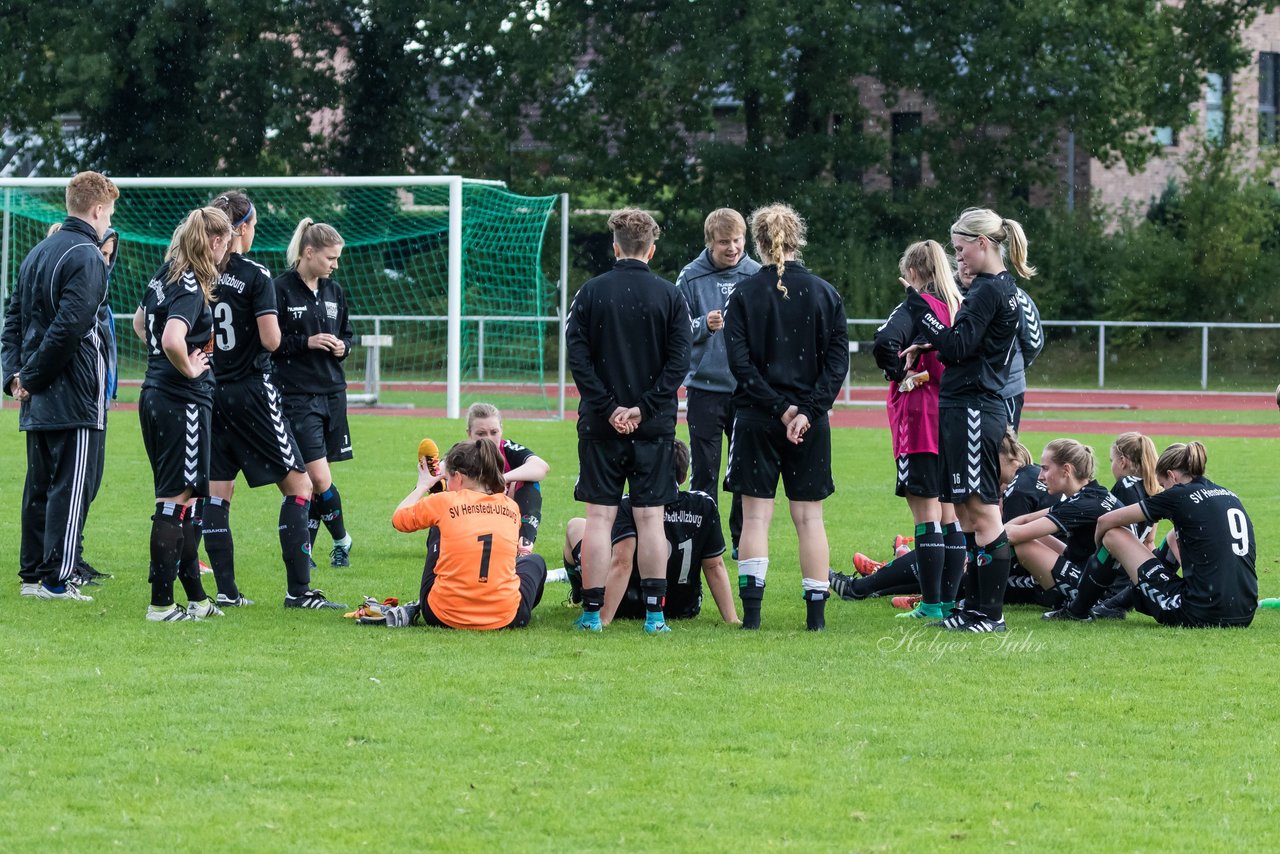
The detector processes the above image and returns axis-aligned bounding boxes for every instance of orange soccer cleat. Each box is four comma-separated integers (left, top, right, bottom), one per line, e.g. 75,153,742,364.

891,595,922,610
893,534,914,557
852,552,885,577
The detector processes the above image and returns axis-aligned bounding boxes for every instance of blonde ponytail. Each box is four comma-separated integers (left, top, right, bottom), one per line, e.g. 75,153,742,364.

749,203,807,300
286,217,344,269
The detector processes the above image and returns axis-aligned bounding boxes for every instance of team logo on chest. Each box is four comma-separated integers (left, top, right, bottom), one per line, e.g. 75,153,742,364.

324,301,338,320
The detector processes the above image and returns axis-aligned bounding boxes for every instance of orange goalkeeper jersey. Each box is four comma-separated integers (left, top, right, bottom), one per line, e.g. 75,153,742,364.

392,489,521,630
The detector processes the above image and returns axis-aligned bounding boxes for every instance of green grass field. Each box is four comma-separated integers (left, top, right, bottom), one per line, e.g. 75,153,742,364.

2,409,1278,851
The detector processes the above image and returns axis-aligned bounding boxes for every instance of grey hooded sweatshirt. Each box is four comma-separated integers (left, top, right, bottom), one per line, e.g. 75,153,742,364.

676,249,761,393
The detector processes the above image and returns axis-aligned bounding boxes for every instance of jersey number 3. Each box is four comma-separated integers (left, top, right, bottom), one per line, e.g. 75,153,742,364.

214,302,236,351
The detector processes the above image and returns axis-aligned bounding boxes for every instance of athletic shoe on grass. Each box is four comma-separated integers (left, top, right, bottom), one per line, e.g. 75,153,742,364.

20,583,39,597
216,593,255,607
187,598,225,619
828,570,860,601
890,594,921,610
146,604,197,622
1043,607,1092,622
36,581,93,601
893,534,914,557
852,553,885,577
330,542,351,568
284,589,347,610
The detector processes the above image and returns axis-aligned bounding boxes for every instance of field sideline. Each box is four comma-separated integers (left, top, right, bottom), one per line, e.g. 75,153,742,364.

2,408,1277,851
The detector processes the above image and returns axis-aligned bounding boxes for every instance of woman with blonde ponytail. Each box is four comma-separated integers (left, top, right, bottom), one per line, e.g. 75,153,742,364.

1094,441,1257,628
722,203,849,631
272,217,357,578
897,207,1030,632
836,240,963,621
132,207,233,622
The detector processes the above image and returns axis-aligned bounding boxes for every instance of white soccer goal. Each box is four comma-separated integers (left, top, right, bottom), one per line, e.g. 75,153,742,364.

0,176,571,419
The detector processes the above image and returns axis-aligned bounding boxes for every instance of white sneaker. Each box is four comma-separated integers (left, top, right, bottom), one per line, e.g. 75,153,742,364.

187,598,225,619
215,593,255,607
20,583,39,597
35,581,93,601
146,604,197,622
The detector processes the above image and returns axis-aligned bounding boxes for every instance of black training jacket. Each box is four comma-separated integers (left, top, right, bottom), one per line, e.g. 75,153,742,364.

271,269,354,395
1,216,110,431
566,258,691,440
906,270,1019,403
724,262,849,422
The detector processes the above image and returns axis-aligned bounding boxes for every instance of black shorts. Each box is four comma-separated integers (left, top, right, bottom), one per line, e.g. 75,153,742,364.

938,403,1005,505
612,576,702,621
895,452,942,499
1131,558,1252,628
574,437,677,507
724,415,833,502
211,376,306,487
139,387,211,499
283,391,353,464
418,551,547,629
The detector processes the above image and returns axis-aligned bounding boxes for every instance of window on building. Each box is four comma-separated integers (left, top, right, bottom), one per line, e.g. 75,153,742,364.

1206,72,1226,144
890,111,922,195
1260,52,1279,145
1153,126,1177,147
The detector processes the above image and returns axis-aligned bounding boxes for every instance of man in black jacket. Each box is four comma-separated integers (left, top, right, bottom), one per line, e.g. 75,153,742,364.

2,171,118,600
565,208,691,633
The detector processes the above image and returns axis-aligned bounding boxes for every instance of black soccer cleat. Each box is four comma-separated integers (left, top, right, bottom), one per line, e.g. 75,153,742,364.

1042,607,1092,622
1090,602,1128,620
828,570,861,601
330,542,351,568
284,589,348,610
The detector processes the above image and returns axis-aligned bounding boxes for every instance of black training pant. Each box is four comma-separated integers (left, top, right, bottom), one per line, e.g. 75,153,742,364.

19,427,106,586
686,388,742,548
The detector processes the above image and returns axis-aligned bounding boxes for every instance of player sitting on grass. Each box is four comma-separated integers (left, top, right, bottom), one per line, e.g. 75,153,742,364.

1093,441,1257,628
382,440,547,630
562,440,739,626
465,402,549,555
1004,439,1118,610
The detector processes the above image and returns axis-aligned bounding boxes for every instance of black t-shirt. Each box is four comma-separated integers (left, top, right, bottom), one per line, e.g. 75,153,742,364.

1111,475,1154,542
271,270,354,395
612,490,726,616
1140,477,1257,625
1002,464,1056,522
1048,480,1120,565
212,254,277,383
907,270,1019,404
499,439,534,476
139,261,214,403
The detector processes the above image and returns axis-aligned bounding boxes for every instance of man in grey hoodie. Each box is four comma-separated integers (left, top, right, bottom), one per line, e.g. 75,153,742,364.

676,209,761,556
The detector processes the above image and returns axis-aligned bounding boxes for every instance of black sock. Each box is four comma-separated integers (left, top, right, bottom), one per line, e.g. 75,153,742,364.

315,484,347,542
941,522,967,603
976,530,1012,621
201,497,237,599
640,577,667,618
178,508,208,603
1069,553,1120,616
191,497,205,551
280,495,312,596
1050,558,1082,598
804,587,828,631
582,586,604,614
1103,585,1136,611
915,522,944,606
852,551,919,598
739,577,764,630
149,502,184,607
307,499,321,552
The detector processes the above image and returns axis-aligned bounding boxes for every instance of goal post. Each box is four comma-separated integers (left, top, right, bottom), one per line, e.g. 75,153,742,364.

0,176,569,419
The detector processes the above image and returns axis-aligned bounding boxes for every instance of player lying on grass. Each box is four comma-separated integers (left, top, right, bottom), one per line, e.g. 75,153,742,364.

1092,441,1257,628
562,440,739,626
465,402,549,555
383,440,547,630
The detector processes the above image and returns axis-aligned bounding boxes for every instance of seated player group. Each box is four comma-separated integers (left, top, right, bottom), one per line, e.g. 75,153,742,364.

5,174,1259,632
